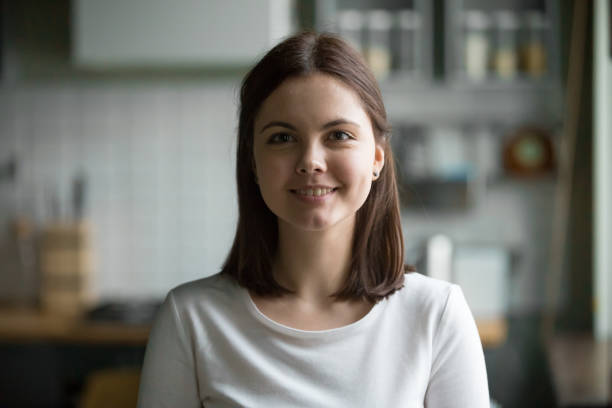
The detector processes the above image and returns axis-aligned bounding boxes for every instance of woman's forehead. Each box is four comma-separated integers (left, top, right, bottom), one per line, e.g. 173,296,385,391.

254,74,371,131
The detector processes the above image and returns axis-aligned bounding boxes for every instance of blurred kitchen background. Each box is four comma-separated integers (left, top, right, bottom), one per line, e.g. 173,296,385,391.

0,0,610,407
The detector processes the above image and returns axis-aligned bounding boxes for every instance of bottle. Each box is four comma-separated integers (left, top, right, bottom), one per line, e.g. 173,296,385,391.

365,10,393,79
395,9,422,75
492,10,520,79
520,10,547,77
463,10,491,81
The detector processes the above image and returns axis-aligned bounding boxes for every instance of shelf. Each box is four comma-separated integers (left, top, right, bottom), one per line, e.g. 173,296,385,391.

398,177,473,211
381,80,563,125
486,173,557,186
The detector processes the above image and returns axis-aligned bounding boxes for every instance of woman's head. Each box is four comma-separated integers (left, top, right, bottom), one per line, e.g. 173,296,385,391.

222,31,406,301
253,72,384,234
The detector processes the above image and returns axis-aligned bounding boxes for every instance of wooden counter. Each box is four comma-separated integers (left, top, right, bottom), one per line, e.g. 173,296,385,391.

476,318,508,348
0,308,150,345
0,308,507,347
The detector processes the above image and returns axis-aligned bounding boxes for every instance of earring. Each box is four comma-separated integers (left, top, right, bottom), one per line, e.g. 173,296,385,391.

373,170,379,178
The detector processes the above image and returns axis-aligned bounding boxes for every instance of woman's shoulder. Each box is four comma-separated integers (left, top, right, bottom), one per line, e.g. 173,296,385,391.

398,271,457,304
166,272,240,308
391,272,476,338
387,272,463,323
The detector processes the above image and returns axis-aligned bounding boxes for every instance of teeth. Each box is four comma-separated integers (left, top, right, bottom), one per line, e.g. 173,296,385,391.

296,188,334,196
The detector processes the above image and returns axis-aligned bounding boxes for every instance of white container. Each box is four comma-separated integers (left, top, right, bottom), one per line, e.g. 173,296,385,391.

453,245,510,320
463,10,491,80
426,234,454,282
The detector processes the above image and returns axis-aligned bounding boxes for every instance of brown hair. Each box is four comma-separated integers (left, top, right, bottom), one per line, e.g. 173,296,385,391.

221,31,408,303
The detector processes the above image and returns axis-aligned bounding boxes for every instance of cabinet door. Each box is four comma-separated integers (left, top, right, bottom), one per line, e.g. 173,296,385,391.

445,0,561,83
73,0,294,68
314,0,433,81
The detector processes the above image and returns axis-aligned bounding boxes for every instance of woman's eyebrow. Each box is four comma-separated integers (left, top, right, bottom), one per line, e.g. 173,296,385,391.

259,121,296,134
320,118,360,130
259,118,360,134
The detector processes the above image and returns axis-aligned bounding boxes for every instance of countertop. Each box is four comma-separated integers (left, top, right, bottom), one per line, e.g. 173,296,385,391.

0,307,507,347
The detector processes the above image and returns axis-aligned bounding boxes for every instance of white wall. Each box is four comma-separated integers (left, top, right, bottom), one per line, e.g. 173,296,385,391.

0,82,239,300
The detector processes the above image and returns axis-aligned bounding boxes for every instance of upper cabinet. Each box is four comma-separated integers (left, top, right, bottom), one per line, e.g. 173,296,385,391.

445,0,560,85
73,0,295,69
1,0,298,83
312,0,563,126
313,0,433,82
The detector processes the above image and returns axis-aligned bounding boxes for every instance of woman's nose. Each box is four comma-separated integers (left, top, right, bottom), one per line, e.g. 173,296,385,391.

296,144,326,175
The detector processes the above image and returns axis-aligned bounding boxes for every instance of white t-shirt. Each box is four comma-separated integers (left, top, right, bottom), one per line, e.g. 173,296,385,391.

137,272,490,407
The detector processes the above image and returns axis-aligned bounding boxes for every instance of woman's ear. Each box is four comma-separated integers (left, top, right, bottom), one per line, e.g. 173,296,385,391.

373,144,385,180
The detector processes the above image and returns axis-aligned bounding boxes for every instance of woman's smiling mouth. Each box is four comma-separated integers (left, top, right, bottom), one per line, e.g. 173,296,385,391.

290,186,339,201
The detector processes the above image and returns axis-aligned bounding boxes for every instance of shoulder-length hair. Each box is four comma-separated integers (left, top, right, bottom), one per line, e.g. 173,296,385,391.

221,31,409,303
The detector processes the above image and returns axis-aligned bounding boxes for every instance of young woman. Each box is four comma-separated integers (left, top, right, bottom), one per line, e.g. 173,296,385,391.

138,32,490,407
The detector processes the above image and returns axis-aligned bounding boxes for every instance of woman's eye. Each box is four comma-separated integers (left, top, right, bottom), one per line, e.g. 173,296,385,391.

330,131,352,141
268,133,294,144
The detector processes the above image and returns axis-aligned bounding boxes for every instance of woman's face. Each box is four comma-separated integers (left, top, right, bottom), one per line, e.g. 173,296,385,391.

253,73,384,233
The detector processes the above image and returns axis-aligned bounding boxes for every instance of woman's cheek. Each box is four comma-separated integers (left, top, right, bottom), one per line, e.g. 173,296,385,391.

344,153,372,181
258,155,285,181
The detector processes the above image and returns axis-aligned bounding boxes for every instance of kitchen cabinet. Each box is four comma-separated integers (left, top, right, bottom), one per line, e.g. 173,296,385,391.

313,0,433,83
2,0,297,82
446,0,560,83
312,0,562,125
73,0,295,69
310,0,562,216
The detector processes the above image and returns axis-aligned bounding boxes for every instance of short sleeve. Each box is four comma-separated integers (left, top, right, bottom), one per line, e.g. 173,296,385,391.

137,291,202,408
425,285,490,408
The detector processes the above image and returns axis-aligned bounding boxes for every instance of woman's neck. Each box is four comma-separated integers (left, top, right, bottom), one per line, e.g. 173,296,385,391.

273,216,355,305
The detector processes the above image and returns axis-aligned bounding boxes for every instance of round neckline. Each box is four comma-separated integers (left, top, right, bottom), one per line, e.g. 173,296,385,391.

240,286,387,339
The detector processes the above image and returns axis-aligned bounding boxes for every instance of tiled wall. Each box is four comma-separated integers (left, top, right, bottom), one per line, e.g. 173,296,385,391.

0,82,239,299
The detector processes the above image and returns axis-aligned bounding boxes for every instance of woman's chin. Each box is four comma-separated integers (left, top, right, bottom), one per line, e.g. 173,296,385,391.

279,213,354,234
291,218,332,232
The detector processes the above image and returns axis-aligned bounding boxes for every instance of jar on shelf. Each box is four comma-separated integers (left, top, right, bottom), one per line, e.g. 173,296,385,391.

492,10,520,79
463,10,491,81
394,9,422,75
520,10,548,77
365,9,393,79
336,9,365,54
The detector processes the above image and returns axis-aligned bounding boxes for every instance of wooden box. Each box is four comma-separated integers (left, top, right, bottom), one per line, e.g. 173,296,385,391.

39,222,94,316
